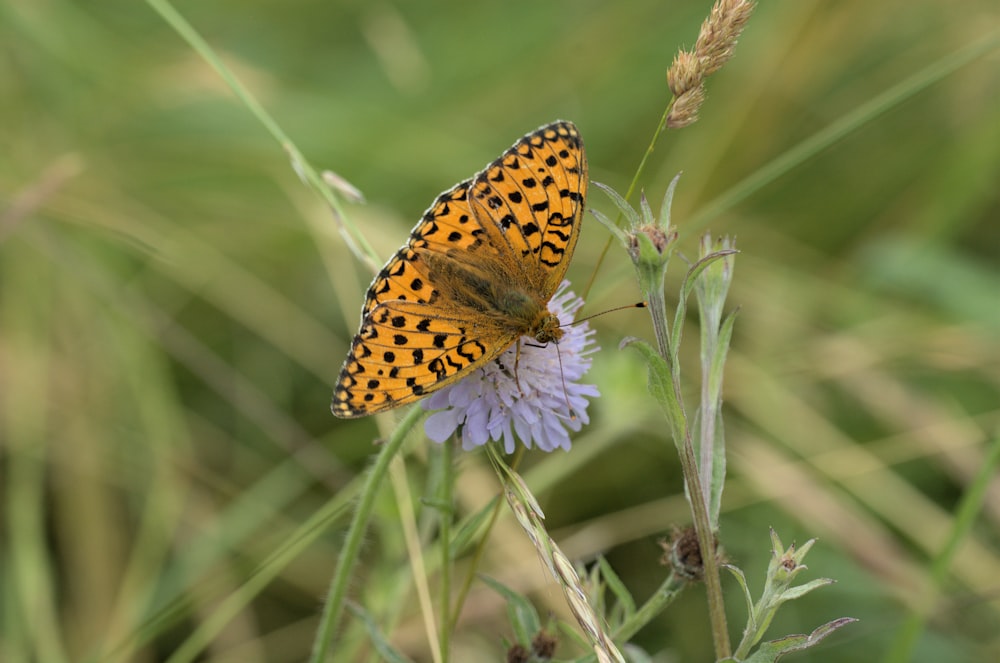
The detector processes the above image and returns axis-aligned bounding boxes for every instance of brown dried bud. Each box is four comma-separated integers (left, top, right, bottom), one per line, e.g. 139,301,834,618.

532,631,558,659
661,526,719,580
506,643,530,663
633,224,672,255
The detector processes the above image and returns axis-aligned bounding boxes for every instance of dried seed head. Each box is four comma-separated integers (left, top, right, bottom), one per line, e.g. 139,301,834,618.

666,83,706,129
501,468,626,663
695,0,757,77
667,50,701,97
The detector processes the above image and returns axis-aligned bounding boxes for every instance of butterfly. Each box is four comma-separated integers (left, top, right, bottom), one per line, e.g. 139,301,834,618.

332,120,587,418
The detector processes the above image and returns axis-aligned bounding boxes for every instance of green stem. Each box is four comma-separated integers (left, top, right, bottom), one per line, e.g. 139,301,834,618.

698,311,720,521
615,573,685,644
575,555,684,662
684,31,1000,236
582,100,675,300
144,0,378,268
622,101,676,205
884,429,1000,663
439,440,453,663
680,422,730,661
310,406,426,663
449,446,523,632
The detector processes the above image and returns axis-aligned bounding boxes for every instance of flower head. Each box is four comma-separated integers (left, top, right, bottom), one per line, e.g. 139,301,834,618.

422,282,599,453
590,179,680,298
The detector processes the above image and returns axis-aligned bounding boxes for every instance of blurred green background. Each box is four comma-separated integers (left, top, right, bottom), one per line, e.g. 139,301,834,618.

2,0,999,661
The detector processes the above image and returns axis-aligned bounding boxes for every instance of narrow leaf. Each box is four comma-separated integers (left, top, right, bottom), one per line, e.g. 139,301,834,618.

681,250,739,302
778,578,836,602
346,603,416,663
479,574,541,644
708,409,727,527
723,564,757,632
707,308,739,400
448,496,500,559
621,337,684,445
589,207,631,245
593,181,641,226
744,618,858,662
598,556,637,618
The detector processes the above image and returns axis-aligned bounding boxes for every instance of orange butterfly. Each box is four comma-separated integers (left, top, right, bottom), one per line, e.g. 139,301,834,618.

332,121,587,418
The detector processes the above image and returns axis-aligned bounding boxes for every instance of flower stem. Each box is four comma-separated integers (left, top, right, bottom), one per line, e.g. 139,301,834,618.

582,99,675,301
449,446,523,632
439,439,453,663
646,284,731,660
623,100,677,205
310,406,426,663
617,572,685,643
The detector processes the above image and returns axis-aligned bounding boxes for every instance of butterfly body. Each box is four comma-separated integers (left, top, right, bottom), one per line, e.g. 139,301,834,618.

332,121,586,418
417,248,558,340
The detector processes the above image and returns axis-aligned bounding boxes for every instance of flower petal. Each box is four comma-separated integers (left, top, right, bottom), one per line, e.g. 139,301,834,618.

422,282,599,452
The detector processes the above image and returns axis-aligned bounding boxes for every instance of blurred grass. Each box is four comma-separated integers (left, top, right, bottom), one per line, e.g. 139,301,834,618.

2,0,999,661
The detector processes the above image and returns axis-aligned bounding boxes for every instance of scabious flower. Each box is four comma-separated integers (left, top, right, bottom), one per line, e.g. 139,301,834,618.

423,282,599,453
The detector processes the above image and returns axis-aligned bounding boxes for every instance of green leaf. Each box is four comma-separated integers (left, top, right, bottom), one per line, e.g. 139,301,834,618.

658,173,681,228
778,578,836,602
448,495,500,559
621,337,685,448
708,408,727,527
681,249,739,303
593,181,641,227
346,603,416,663
723,564,757,634
708,308,738,400
479,574,540,645
743,618,858,662
589,207,631,246
639,191,654,225
597,556,636,619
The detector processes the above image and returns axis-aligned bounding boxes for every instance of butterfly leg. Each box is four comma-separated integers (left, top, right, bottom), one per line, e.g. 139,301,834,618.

512,338,525,397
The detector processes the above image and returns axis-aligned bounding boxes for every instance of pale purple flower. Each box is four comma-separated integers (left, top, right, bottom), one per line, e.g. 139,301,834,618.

423,282,599,453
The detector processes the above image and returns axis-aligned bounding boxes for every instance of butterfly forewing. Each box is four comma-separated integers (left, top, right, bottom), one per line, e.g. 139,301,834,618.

359,183,476,318
468,121,587,296
332,121,587,418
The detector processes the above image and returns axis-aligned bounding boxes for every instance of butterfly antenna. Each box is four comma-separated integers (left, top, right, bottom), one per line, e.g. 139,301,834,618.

568,301,647,327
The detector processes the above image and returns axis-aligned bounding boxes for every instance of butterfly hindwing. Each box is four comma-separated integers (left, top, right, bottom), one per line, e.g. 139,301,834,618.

333,299,515,416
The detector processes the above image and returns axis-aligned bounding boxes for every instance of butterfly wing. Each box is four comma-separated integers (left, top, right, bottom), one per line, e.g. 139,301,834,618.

332,299,517,417
467,120,587,298
360,121,586,317
356,181,474,319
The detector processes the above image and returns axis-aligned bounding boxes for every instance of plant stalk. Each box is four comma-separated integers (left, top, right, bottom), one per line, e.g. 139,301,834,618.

646,288,731,660
310,406,425,663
